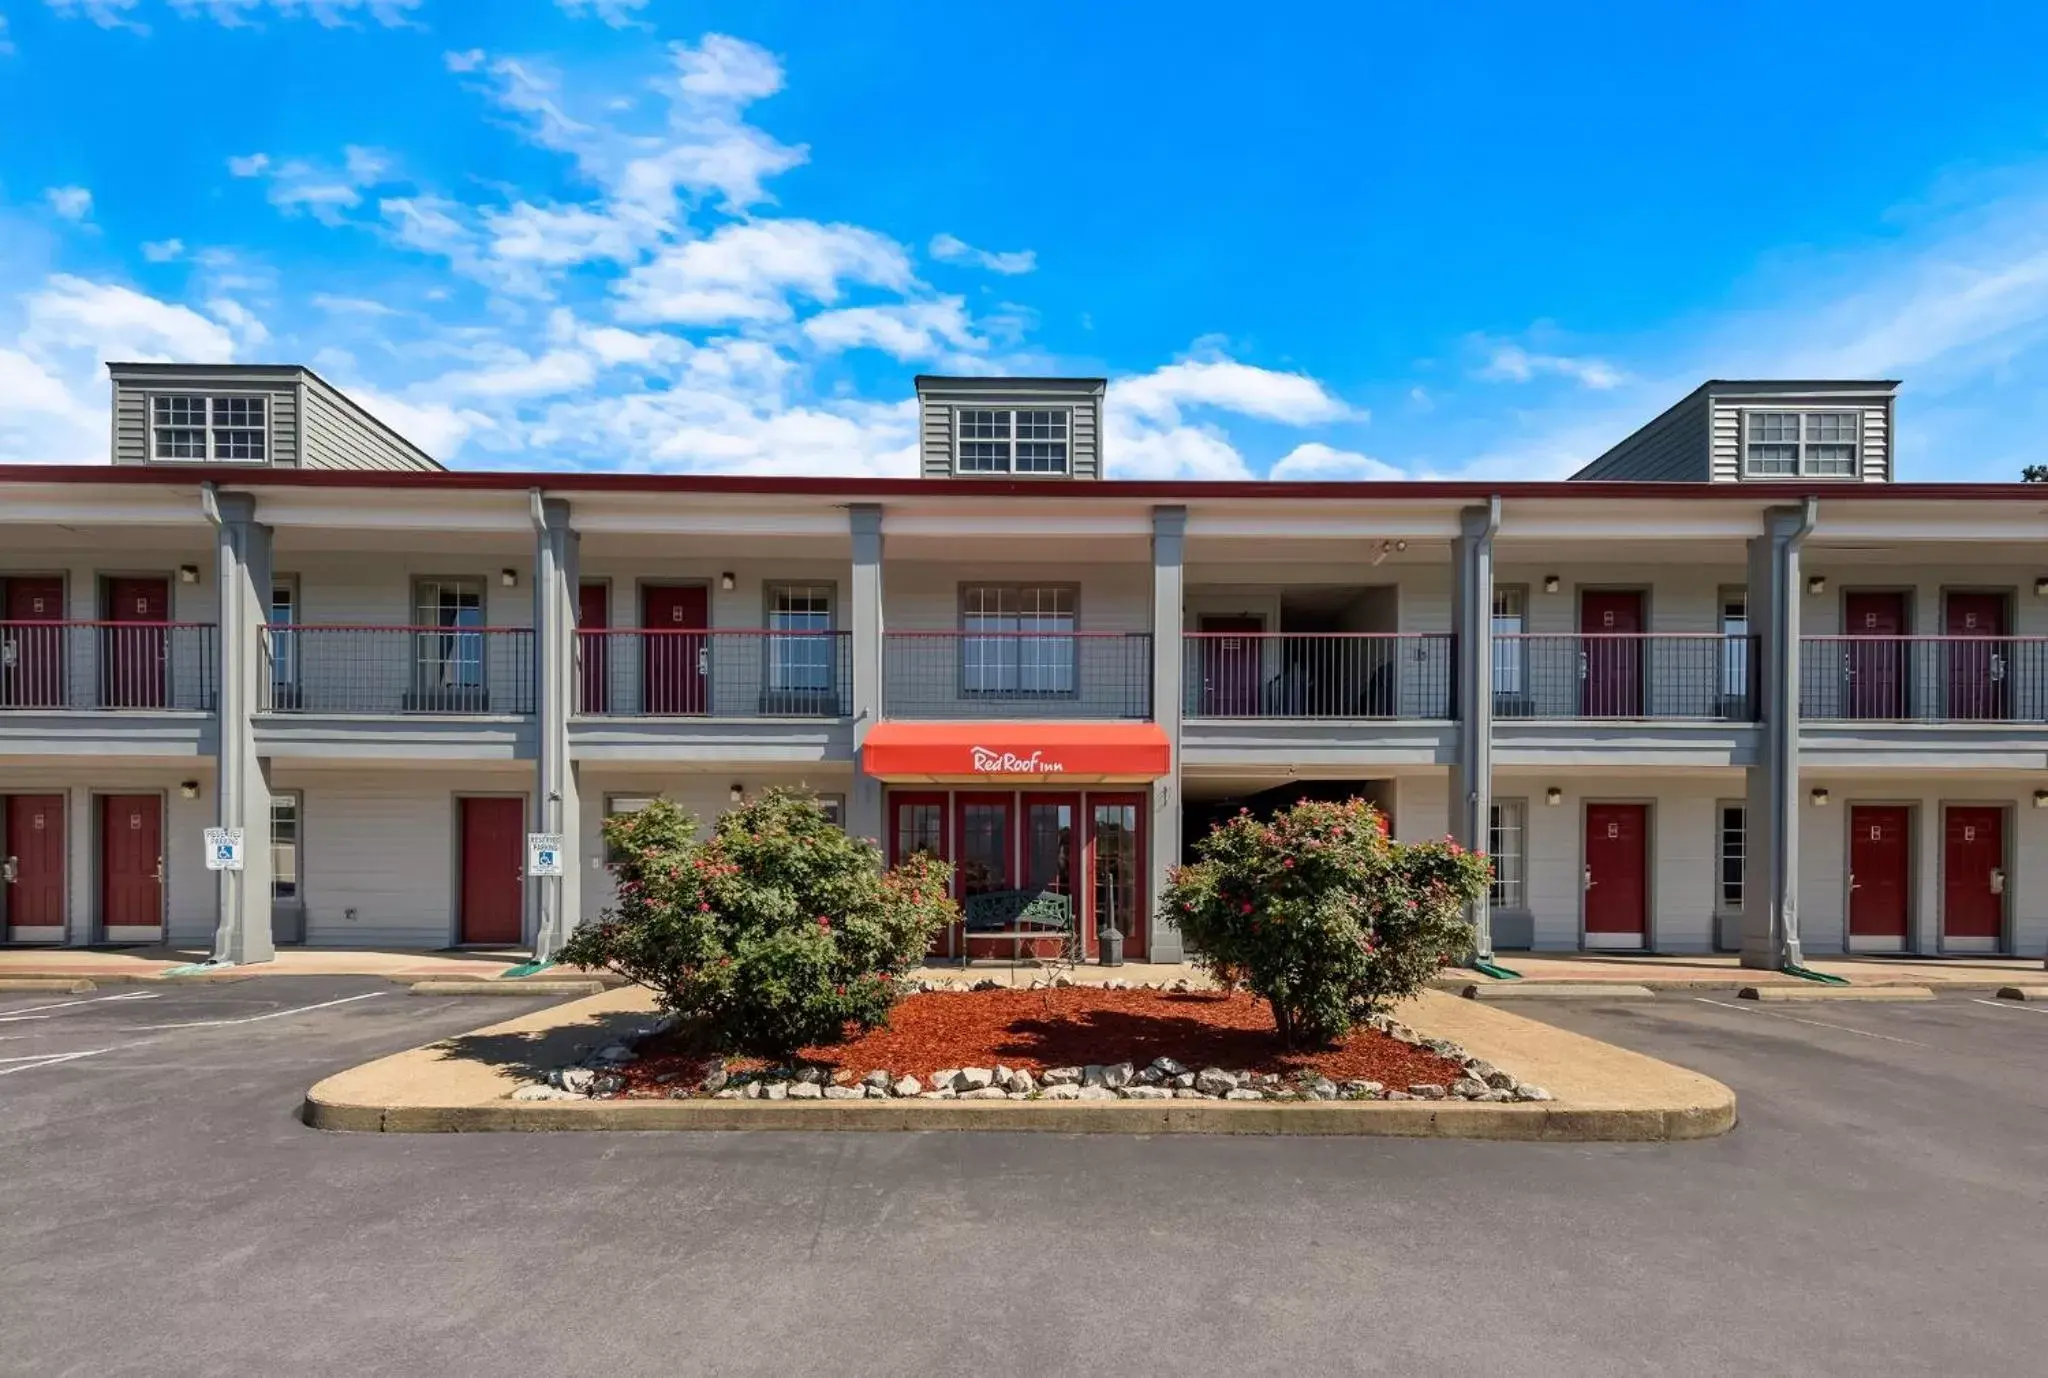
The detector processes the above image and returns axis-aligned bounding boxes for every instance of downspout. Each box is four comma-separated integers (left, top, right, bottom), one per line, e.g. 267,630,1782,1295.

1466,496,1521,980
1777,497,1846,983
502,488,559,978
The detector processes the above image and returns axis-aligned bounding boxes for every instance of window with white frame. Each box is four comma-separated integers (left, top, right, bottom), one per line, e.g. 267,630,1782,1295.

604,795,658,865
1743,411,1859,478
1492,587,1527,697
1720,591,1748,699
413,577,485,690
767,584,834,691
1489,800,1527,909
271,793,301,902
270,578,298,693
962,584,1076,694
1719,804,1745,910
151,395,268,462
816,794,845,828
955,409,1069,475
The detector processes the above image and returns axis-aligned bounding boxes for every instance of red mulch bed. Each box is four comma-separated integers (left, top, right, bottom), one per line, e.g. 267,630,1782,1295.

615,988,1467,1095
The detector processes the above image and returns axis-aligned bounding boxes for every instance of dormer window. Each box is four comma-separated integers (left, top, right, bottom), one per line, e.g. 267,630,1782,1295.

152,394,267,462
1743,411,1858,478
956,408,1069,475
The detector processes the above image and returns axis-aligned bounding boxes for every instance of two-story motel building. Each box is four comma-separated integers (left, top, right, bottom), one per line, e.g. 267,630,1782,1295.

2,365,2044,969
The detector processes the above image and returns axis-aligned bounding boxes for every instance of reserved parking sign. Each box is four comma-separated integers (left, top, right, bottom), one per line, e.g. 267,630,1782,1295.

204,827,246,872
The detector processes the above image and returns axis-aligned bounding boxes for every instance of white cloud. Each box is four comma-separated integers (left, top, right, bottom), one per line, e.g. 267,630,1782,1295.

0,15,16,54
613,219,914,325
206,296,270,350
673,33,787,103
1475,340,1626,390
45,186,93,222
443,48,485,73
46,1,145,32
141,238,185,262
480,200,639,268
530,390,918,476
1115,356,1357,426
310,293,400,316
431,348,599,401
801,298,980,362
929,232,1037,276
575,323,686,367
227,152,272,177
555,0,648,30
1268,442,1408,481
166,0,424,27
347,388,492,459
25,274,237,361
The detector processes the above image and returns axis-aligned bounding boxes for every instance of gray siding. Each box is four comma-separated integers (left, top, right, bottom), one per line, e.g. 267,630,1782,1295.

299,374,442,471
913,377,1105,480
112,374,302,467
1572,386,1710,482
107,363,440,470
1709,392,1892,483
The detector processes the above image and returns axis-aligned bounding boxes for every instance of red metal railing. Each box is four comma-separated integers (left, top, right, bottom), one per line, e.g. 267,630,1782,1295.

574,628,851,717
884,630,1152,720
1801,635,2048,722
1493,633,1758,720
261,624,534,714
0,621,217,711
1183,632,1453,719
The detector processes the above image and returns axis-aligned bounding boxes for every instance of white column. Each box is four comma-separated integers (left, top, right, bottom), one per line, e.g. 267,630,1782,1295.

1451,499,1500,961
1149,506,1186,962
530,496,582,961
1742,501,1817,969
848,505,885,849
208,489,275,965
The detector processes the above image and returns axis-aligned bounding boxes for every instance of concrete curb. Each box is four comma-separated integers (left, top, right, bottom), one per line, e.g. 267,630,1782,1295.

1995,986,2048,1002
1737,984,1935,1002
301,1093,1735,1142
0,977,96,993
1458,983,1658,1000
406,980,607,997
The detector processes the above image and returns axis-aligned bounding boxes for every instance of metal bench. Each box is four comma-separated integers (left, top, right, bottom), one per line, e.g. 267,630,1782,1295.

958,889,1079,970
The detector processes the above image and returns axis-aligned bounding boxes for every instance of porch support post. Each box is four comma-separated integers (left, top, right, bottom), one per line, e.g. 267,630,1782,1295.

1451,497,1500,962
1743,500,1817,969
208,488,275,965
530,495,582,962
848,505,886,851
1149,506,1187,962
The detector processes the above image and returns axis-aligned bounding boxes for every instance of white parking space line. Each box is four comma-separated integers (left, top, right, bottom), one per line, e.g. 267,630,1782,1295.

1970,998,2048,1016
0,1048,114,1077
0,992,161,1022
126,990,386,1031
1693,997,1933,1047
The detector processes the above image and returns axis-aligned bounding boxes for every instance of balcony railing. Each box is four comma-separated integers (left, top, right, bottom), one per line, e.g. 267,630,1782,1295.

1183,632,1454,719
574,629,852,718
1801,636,2048,723
884,631,1152,720
1493,634,1758,721
0,621,217,711
260,625,535,715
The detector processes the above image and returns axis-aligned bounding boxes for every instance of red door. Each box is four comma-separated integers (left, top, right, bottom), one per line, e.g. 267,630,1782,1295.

1580,592,1644,716
99,794,162,931
1087,794,1147,960
1944,594,2008,722
1848,805,1910,943
642,585,708,715
4,795,66,935
459,796,525,945
1843,592,1907,720
577,582,610,714
1943,807,2006,946
2,578,67,709
105,577,170,710
1198,617,1264,715
1583,803,1647,944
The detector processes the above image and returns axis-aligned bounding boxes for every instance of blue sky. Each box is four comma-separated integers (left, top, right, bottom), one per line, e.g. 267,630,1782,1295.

6,1,2048,480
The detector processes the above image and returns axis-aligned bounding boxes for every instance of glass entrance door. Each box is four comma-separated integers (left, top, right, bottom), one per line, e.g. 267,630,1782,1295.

1088,796,1145,959
1021,794,1078,960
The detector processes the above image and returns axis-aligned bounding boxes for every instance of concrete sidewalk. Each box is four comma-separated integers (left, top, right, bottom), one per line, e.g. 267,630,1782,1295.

0,945,528,982
1440,952,2048,990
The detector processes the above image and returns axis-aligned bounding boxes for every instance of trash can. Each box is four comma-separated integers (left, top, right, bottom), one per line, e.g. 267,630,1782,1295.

1099,925,1124,967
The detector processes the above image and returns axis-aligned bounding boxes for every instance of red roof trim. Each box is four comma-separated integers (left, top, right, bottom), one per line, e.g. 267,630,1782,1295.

0,463,2042,503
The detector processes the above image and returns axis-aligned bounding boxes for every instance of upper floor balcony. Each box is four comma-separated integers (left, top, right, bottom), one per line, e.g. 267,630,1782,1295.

1181,632,1454,720
574,629,852,718
259,624,535,715
1495,633,1758,722
1800,636,2048,723
1,620,219,713
883,630,1152,719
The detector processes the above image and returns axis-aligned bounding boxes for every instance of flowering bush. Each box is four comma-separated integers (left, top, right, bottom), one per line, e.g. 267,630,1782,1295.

561,790,957,1058
1160,798,1491,1048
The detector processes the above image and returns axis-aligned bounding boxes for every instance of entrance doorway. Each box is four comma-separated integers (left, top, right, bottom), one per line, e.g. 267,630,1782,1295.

1842,591,1908,720
2,577,67,708
1847,805,1910,950
98,793,162,939
3,795,66,941
1580,591,1645,717
104,577,171,710
1943,593,2009,722
1583,802,1647,948
578,581,610,714
458,796,525,945
1196,615,1264,716
1942,806,2006,952
641,585,708,715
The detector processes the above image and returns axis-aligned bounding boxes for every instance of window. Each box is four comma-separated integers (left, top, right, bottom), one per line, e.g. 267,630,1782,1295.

413,577,485,691
962,584,1076,694
1492,587,1527,698
270,578,298,693
955,408,1069,475
271,793,300,902
151,395,267,462
604,795,657,865
1720,591,1748,699
1744,411,1859,478
816,794,845,829
767,584,834,692
1719,805,1746,910
1489,800,1526,909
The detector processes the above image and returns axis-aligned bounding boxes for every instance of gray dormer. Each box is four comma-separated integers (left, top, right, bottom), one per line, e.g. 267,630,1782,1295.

108,362,442,471
1570,380,1900,483
914,375,1105,480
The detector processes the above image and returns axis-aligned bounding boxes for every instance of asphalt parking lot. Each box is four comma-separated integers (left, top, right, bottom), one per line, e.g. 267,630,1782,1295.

3,980,2046,1377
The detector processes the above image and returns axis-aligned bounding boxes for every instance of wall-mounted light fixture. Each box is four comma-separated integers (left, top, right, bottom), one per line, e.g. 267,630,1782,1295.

1367,540,1408,567
1806,575,1827,596
177,564,201,584
500,568,518,588
1545,787,1563,806
729,783,745,803
179,780,201,800
1810,788,1829,807
2034,789,2048,809
2034,578,2048,599
1542,575,1561,595
720,572,737,592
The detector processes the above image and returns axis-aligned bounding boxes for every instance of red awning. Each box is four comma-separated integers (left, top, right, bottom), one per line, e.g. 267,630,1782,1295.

861,721,1171,784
